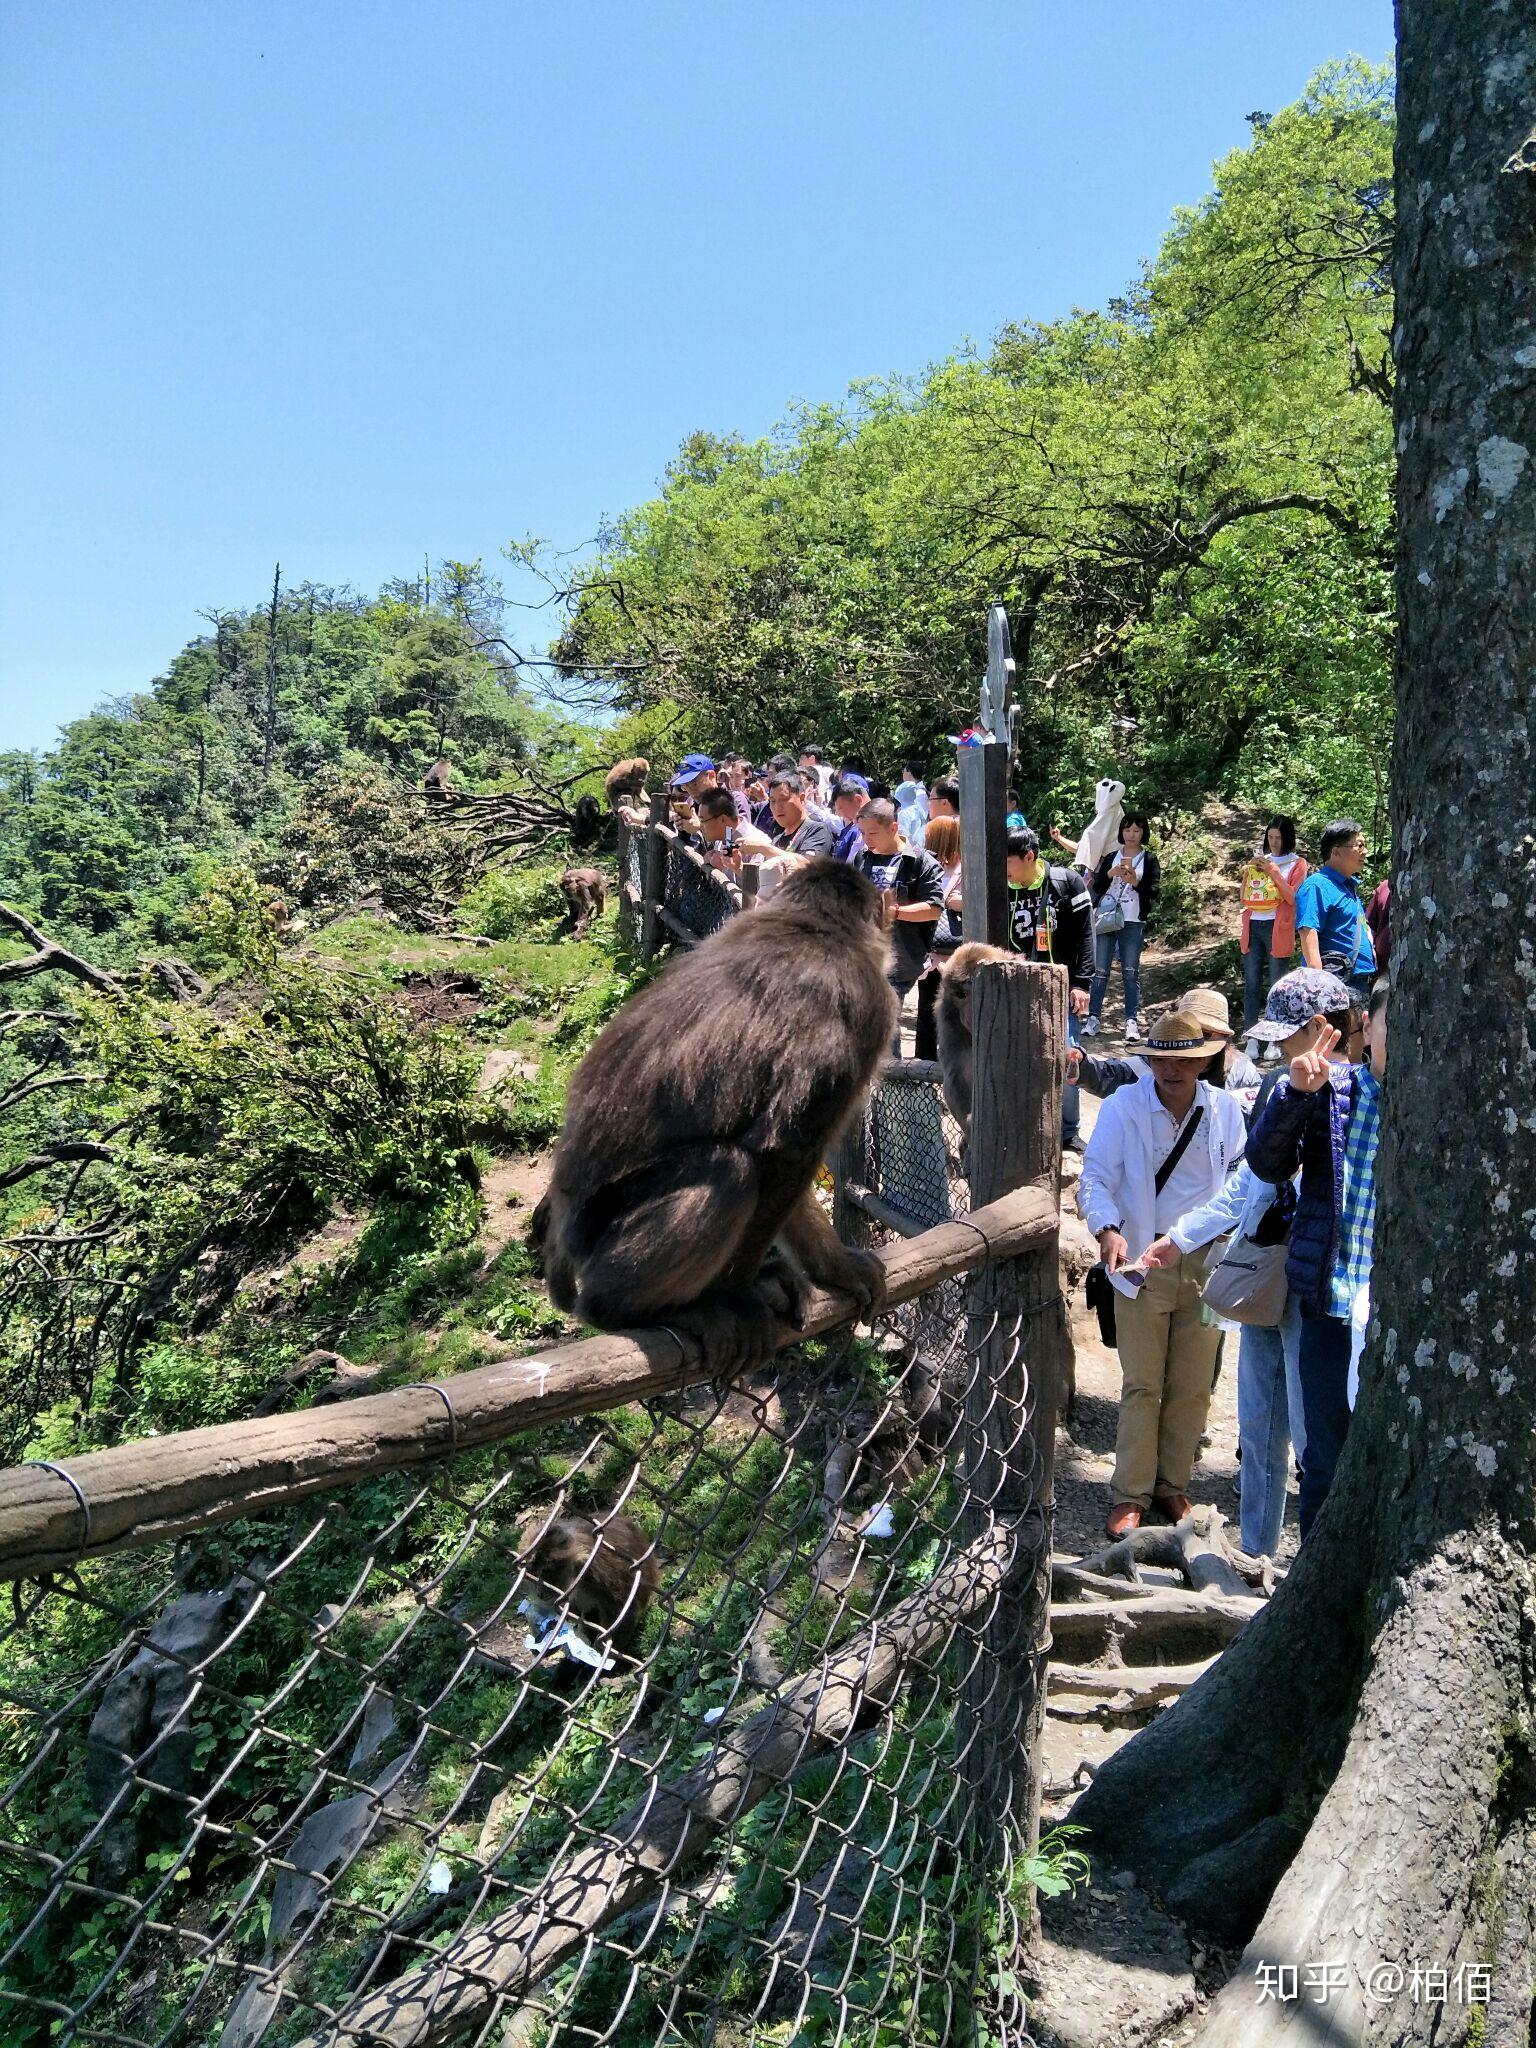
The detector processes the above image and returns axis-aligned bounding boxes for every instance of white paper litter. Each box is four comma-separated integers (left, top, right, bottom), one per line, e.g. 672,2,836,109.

426,1859,452,1895
860,1503,896,1539
517,1598,615,1673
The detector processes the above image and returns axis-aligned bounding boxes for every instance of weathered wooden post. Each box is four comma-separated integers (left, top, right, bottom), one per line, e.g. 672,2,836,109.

614,808,637,952
640,791,668,962
958,604,1014,946
959,940,1067,1891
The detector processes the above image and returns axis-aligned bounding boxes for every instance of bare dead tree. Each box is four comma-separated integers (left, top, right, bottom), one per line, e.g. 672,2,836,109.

0,905,118,993
263,561,281,779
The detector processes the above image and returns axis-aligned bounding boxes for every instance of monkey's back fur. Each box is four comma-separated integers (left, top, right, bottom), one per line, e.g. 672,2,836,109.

937,942,1009,1135
603,757,650,808
535,858,895,1333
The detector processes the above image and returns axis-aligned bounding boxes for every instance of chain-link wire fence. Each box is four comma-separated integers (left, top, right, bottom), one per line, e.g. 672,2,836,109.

664,839,740,945
0,1205,1054,2048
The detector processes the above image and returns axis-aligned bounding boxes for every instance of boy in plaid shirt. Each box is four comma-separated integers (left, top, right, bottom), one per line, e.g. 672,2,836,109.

1246,977,1389,1538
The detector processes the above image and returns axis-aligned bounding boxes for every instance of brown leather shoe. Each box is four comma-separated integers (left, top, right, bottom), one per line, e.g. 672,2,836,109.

1152,1491,1193,1524
1105,1502,1143,1540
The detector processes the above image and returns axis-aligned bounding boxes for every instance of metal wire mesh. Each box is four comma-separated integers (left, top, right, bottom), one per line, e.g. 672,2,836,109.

867,1075,968,1231
663,842,739,944
0,1268,1044,2048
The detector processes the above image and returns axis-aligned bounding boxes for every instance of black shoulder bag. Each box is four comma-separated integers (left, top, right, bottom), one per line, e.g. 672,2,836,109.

1085,1105,1206,1347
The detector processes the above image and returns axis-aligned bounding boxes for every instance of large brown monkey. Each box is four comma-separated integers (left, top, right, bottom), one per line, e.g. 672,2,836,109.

514,1508,660,1651
603,757,650,809
560,866,606,938
532,858,894,1364
423,757,452,801
937,942,1009,1139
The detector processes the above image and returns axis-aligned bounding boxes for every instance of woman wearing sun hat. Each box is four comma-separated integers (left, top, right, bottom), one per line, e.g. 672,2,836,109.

1078,1008,1250,1538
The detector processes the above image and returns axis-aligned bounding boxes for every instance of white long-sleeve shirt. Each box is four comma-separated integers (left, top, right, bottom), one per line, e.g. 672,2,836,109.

1078,1074,1248,1295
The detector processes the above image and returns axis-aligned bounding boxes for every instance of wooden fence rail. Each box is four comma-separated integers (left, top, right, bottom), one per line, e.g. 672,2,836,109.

0,1187,1057,1581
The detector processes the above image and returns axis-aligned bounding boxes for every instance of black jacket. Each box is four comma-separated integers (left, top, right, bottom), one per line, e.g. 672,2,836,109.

1006,865,1094,989
1090,848,1161,925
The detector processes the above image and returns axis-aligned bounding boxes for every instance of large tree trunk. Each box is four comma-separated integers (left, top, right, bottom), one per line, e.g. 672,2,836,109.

1071,9,1536,2041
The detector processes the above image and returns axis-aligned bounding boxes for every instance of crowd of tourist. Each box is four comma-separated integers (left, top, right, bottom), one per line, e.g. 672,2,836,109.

653,741,1390,1567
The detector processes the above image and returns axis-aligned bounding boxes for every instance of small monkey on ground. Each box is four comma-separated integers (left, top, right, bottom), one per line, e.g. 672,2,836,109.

937,942,1010,1139
560,866,606,938
514,1508,660,1651
532,858,894,1365
603,757,650,809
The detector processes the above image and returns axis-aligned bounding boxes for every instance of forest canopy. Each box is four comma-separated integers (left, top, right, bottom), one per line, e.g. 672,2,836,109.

553,59,1395,838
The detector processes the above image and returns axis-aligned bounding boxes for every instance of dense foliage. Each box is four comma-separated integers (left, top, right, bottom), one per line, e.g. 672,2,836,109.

554,62,1395,841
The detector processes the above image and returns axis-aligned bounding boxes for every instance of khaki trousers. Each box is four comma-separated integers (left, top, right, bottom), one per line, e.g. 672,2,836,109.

1111,1252,1220,1509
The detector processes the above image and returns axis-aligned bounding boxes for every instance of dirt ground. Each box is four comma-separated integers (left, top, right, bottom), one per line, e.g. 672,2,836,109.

1024,812,1298,2045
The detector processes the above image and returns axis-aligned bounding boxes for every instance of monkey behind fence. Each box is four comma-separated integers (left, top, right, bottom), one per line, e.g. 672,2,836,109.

937,941,1009,1140
560,866,606,938
515,1508,660,1650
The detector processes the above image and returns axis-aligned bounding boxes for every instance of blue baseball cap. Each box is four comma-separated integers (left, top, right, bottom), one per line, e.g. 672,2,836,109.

668,753,716,787
835,773,870,796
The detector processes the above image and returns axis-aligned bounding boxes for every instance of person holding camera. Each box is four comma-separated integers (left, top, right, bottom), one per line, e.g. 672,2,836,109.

694,788,776,874
1086,810,1159,1043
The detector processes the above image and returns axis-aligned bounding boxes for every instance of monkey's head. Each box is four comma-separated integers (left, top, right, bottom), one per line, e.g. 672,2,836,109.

942,942,1010,1025
770,856,885,934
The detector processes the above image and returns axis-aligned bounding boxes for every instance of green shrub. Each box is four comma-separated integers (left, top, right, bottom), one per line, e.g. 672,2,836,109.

459,864,569,941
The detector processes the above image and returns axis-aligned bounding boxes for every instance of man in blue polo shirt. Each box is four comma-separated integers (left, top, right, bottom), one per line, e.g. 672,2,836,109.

829,775,870,862
1294,820,1377,999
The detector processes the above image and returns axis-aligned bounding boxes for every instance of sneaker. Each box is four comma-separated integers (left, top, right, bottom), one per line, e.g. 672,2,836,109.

1124,1018,1141,1043
1082,1017,1101,1039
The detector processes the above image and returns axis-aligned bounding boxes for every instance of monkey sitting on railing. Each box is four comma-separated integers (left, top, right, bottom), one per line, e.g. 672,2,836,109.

603,757,650,809
531,858,894,1366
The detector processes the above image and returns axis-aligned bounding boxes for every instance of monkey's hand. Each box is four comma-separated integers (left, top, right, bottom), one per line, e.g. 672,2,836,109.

833,1247,887,1323
755,1246,812,1331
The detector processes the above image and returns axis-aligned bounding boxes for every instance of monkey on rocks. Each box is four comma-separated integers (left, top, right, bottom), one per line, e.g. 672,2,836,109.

515,1508,660,1651
603,757,650,810
560,866,606,938
532,858,895,1365
936,942,1009,1140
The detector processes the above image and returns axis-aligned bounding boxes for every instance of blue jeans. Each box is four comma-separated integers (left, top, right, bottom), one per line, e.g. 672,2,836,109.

1236,1297,1303,1556
1242,923,1279,1031
1062,1009,1081,1148
1296,1311,1353,1540
1090,923,1144,1024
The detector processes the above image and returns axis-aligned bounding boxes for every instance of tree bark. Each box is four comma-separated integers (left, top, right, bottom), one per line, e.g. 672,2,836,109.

1071,9,1536,2038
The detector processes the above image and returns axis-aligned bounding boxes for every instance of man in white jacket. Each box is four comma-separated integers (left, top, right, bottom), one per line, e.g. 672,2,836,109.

1079,1008,1248,1537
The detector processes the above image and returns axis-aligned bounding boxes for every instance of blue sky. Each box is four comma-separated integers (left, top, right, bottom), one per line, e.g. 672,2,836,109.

1,0,1392,752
